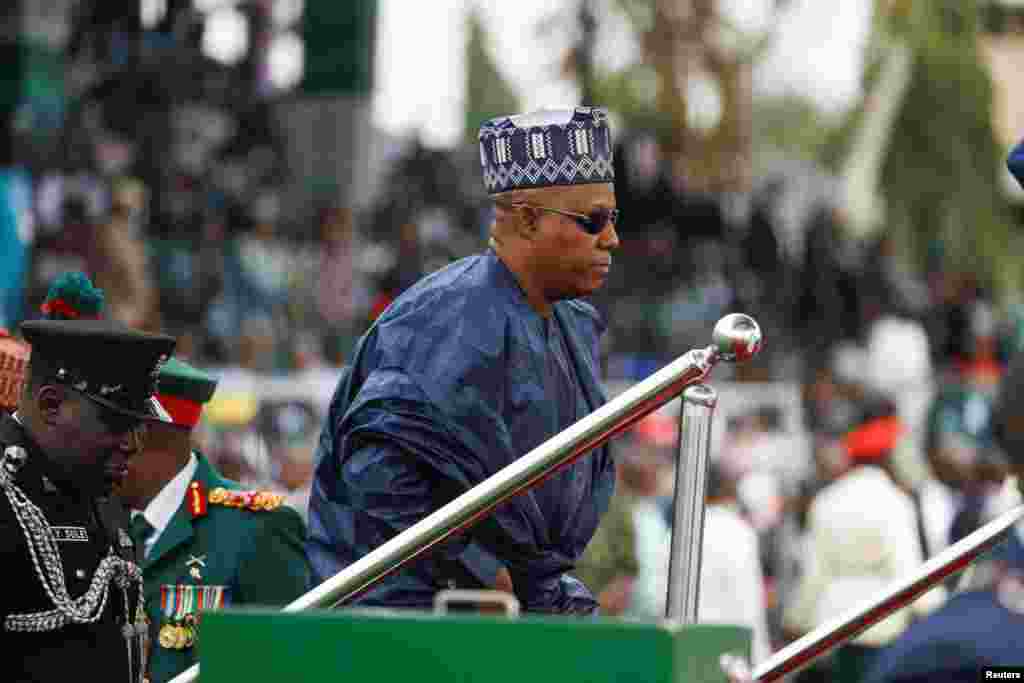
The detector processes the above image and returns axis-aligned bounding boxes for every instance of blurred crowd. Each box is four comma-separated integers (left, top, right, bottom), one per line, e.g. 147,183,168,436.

4,10,1024,681
578,247,1024,681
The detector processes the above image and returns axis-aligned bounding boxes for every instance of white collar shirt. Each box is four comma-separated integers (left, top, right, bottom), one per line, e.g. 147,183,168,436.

135,453,198,558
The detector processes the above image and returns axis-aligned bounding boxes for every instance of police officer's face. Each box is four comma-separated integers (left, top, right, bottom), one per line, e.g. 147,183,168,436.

531,183,619,300
56,390,145,496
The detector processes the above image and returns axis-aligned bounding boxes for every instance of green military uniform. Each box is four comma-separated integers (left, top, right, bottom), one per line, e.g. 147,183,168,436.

136,359,311,683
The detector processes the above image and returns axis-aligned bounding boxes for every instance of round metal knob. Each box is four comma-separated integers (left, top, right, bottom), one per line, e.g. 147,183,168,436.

682,383,717,408
711,313,763,363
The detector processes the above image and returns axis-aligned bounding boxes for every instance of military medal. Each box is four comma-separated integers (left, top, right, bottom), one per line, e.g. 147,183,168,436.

159,583,230,649
182,614,197,648
174,625,189,649
158,623,178,649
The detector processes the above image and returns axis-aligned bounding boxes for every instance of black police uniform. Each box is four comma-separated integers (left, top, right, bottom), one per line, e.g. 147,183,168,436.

1,318,176,683
0,415,145,682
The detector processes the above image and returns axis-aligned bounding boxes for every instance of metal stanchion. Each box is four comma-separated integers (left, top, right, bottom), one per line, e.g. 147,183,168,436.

665,384,717,623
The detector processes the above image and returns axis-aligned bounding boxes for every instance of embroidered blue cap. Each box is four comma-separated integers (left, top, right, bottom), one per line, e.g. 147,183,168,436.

1008,139,1024,189
479,107,615,195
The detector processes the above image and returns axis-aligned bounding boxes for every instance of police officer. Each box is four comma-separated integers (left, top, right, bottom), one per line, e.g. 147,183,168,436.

1,318,176,683
117,357,311,683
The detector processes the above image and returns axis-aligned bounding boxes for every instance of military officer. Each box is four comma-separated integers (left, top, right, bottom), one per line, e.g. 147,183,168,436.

1,318,176,683
117,356,311,683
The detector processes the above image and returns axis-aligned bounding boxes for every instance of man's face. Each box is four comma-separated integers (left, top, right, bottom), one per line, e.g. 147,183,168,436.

118,422,183,510
528,182,619,301
52,389,144,496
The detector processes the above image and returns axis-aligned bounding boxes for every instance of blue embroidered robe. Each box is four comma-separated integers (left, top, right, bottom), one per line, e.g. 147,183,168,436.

306,249,615,613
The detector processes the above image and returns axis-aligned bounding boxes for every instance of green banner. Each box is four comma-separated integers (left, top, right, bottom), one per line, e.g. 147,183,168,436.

0,41,24,115
301,0,377,96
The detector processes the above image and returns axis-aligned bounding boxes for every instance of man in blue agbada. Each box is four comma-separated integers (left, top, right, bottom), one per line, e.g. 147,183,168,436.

307,107,621,614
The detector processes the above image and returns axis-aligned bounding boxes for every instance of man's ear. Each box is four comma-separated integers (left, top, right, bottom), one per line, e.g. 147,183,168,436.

35,385,65,427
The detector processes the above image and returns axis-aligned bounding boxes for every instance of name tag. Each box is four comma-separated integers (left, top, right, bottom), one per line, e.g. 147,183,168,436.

51,526,89,542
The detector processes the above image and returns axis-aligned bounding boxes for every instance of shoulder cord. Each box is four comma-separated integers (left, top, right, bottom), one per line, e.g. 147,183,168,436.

1,447,148,683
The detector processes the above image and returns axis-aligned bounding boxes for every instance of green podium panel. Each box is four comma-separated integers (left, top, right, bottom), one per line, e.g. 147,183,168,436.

201,608,750,682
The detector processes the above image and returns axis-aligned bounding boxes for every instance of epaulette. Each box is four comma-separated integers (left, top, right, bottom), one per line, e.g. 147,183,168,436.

208,486,285,512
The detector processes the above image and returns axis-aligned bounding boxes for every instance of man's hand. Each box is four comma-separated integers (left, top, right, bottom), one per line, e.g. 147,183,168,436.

596,574,634,616
493,567,514,594
720,653,754,683
473,568,516,616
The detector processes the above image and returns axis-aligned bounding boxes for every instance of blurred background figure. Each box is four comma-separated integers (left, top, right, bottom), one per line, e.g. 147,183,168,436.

93,176,158,330
574,438,643,617
861,516,1024,683
612,414,771,664
784,392,945,683
0,326,29,413
312,205,360,364
698,460,772,665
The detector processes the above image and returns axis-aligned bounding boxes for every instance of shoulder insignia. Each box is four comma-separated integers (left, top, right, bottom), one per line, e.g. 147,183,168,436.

208,487,285,512
2,445,28,475
188,481,208,518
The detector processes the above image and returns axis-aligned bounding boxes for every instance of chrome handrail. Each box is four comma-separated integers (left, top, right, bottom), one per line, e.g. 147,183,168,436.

753,503,1024,681
168,313,763,683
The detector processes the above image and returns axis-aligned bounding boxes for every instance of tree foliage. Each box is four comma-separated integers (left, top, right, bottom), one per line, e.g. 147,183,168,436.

834,0,1018,292
752,94,840,167
463,10,521,143
566,0,800,190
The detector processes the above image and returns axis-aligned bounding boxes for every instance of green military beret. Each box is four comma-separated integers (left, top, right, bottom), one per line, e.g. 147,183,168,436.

151,357,219,428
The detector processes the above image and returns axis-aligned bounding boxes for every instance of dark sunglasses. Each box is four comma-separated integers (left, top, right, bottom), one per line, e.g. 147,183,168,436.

499,202,620,235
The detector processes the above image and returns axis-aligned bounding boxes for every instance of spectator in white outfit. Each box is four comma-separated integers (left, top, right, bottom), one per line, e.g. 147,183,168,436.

699,462,772,665
784,394,945,683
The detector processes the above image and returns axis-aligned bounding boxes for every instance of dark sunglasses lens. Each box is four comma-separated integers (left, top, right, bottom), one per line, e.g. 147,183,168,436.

581,208,618,234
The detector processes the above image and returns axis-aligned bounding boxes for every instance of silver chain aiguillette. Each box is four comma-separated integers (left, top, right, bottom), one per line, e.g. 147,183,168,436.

1,446,148,683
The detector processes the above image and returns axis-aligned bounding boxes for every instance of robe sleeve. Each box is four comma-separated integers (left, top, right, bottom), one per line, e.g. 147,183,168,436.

339,439,471,561
341,437,596,614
